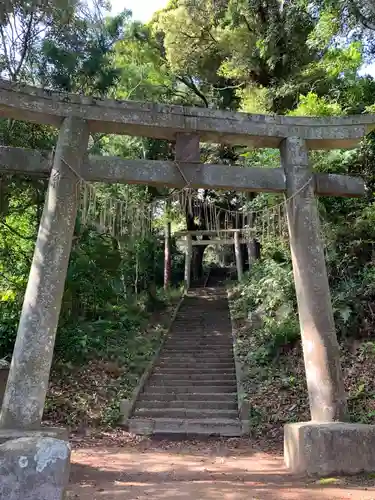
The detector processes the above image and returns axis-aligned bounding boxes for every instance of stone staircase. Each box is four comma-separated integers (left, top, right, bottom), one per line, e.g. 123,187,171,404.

128,285,242,436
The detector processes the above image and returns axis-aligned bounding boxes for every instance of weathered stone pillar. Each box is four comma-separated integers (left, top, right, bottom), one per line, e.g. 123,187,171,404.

175,132,200,291
175,133,200,163
0,117,89,430
184,234,192,290
234,231,243,281
281,136,347,422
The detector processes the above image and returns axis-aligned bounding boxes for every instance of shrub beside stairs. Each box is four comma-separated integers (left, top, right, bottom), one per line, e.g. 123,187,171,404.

124,287,242,436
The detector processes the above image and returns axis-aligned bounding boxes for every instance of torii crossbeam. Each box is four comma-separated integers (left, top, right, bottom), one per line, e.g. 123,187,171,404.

0,145,366,197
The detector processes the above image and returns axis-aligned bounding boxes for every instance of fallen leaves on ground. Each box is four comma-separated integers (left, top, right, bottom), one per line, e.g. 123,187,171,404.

43,301,178,431
234,317,375,451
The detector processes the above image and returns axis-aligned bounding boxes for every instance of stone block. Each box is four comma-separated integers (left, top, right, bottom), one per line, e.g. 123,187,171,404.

0,427,68,445
175,133,200,163
284,421,375,476
0,436,71,500
119,399,132,422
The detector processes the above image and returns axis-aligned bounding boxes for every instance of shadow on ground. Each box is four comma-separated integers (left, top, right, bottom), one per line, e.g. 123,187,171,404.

67,437,375,500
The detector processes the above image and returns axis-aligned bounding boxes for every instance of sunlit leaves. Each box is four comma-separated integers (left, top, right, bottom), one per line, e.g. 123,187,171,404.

288,92,344,116
307,10,340,49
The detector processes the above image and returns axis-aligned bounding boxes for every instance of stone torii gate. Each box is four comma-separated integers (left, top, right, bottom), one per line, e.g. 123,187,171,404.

0,79,374,483
176,229,250,285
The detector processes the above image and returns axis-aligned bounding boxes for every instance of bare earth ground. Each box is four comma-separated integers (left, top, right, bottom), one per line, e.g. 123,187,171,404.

67,433,375,500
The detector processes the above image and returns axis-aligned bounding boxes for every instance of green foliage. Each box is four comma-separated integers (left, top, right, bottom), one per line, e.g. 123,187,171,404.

37,11,126,94
232,257,299,362
326,226,375,339
307,10,340,49
0,291,22,358
45,299,174,428
3,0,375,432
154,0,334,112
238,85,271,114
114,21,176,102
55,301,151,363
288,92,344,116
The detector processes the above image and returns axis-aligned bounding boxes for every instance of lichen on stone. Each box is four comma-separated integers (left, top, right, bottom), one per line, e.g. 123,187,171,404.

18,456,28,468
34,438,70,473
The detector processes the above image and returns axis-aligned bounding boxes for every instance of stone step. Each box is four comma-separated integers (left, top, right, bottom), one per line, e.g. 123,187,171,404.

169,324,226,327
146,384,236,393
164,344,233,350
162,347,232,352
163,339,231,344
162,345,228,350
150,373,236,382
163,350,233,354
163,349,233,353
158,357,234,362
127,286,243,437
156,364,235,371
157,361,235,368
169,324,230,328
167,331,231,334
165,338,233,343
163,341,231,345
170,323,231,326
134,408,238,419
165,339,231,344
160,352,234,358
140,392,237,402
137,400,238,410
148,377,236,385
153,367,236,375
128,417,242,436
168,338,231,342
158,359,235,365
177,314,224,317
171,323,231,327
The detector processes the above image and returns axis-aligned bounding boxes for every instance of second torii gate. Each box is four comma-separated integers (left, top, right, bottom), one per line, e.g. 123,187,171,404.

0,78,374,479
176,229,250,285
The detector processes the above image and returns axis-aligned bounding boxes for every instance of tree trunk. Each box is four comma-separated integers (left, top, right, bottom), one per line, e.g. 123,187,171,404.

147,241,159,308
246,192,261,271
247,239,261,270
192,245,205,282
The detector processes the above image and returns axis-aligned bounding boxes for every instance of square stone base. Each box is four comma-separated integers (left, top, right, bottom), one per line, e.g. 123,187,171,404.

0,435,71,500
0,427,68,445
284,422,375,476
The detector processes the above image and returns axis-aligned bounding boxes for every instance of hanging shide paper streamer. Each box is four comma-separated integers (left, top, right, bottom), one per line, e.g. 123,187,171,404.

171,187,289,243
62,154,315,246
79,182,290,245
79,181,157,240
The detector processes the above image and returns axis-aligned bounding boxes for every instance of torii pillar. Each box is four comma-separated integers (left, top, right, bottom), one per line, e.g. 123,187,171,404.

0,116,89,434
234,231,244,281
282,137,347,423
279,137,373,477
176,132,200,291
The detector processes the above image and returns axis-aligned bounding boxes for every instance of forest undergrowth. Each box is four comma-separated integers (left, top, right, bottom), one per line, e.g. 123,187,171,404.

43,288,182,431
2,0,375,446
229,240,375,447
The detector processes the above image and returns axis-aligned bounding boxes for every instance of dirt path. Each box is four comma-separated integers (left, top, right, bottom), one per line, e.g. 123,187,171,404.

67,436,375,500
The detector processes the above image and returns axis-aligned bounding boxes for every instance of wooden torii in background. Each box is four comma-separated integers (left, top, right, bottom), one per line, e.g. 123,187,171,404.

0,79,373,475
